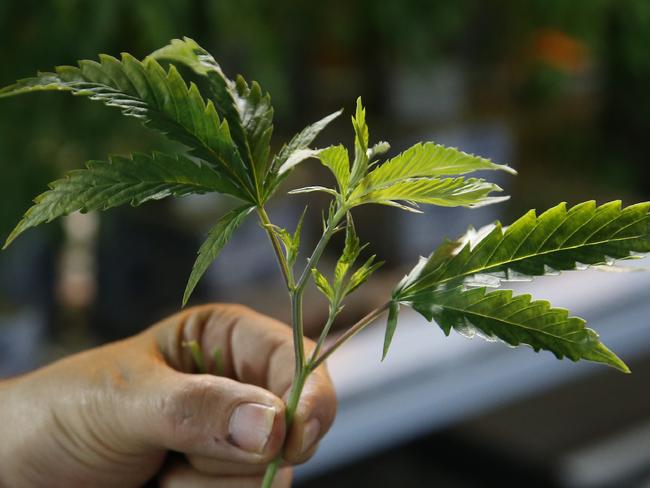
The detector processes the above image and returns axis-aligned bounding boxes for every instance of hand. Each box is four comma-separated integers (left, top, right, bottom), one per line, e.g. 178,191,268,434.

0,304,337,487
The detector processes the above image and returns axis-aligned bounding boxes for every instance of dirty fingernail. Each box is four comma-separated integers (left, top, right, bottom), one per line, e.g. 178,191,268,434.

228,403,277,453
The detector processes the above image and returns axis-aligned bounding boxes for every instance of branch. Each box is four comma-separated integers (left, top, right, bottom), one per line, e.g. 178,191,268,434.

310,301,390,370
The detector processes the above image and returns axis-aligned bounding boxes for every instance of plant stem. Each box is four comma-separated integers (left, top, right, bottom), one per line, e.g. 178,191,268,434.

260,203,348,488
257,207,293,289
311,302,390,370
309,303,339,364
261,366,308,488
295,206,348,292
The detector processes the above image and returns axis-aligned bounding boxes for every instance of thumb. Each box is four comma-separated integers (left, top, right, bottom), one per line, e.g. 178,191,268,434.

132,366,287,464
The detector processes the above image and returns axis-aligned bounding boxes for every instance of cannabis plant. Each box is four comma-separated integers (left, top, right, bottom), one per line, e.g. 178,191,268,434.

2,38,648,487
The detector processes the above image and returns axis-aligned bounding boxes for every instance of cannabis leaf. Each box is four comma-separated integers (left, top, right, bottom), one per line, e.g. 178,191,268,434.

152,37,273,193
350,177,508,210
0,53,255,202
356,141,515,194
349,98,369,189
409,286,629,372
3,153,233,249
264,207,307,268
151,37,343,199
318,145,351,194
383,200,650,369
312,220,383,317
398,201,650,296
183,205,255,306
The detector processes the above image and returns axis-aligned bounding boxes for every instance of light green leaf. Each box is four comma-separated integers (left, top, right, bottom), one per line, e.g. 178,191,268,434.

4,152,235,248
382,301,400,361
351,177,507,209
408,286,629,372
183,205,254,306
349,97,369,189
318,145,350,194
288,207,308,267
399,201,650,297
311,268,334,300
0,53,254,201
334,220,362,287
345,255,383,296
271,109,343,177
353,142,515,200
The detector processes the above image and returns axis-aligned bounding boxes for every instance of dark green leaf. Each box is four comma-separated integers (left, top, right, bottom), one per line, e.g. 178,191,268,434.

183,205,254,306
152,38,273,191
409,286,629,372
0,53,254,201
4,152,235,248
399,201,650,297
382,301,400,361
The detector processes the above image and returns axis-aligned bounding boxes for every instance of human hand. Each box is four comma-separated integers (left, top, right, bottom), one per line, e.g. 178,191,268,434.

0,304,337,487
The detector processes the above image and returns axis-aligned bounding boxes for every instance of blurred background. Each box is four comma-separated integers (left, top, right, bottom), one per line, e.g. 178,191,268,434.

1,1,649,486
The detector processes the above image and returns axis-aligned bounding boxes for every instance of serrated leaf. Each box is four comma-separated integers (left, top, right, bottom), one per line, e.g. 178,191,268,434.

4,152,235,248
334,220,362,287
288,207,308,267
311,268,334,300
399,201,650,297
269,109,343,193
408,286,629,372
382,301,400,361
152,38,274,191
318,145,351,194
277,148,322,176
345,255,383,296
351,177,507,209
349,97,369,188
183,205,254,306
0,53,255,201
352,142,515,200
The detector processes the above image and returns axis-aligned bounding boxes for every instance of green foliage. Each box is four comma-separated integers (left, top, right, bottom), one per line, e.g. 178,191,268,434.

264,207,307,268
398,201,650,296
183,205,254,306
3,152,232,249
1,38,645,383
408,286,629,373
383,201,650,369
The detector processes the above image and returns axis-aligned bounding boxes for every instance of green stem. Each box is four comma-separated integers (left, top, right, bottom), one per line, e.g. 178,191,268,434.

261,367,308,488
260,203,348,488
311,302,389,371
257,207,293,289
309,303,339,364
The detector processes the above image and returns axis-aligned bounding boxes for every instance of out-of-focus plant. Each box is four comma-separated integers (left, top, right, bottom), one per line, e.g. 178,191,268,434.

2,38,649,487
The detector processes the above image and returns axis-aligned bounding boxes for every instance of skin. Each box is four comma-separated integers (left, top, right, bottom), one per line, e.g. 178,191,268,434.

0,304,337,487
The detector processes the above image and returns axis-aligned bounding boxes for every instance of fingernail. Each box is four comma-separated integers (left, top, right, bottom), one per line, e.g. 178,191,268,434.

301,418,321,454
228,403,277,453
